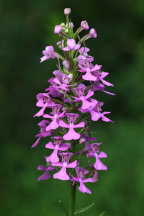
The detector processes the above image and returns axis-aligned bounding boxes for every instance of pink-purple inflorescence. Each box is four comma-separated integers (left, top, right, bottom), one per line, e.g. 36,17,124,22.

33,8,114,194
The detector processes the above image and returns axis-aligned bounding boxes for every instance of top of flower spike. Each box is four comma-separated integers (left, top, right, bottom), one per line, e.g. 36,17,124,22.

64,8,71,15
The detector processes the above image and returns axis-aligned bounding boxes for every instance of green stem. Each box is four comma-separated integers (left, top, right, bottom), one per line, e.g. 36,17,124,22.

68,184,76,216
68,141,77,216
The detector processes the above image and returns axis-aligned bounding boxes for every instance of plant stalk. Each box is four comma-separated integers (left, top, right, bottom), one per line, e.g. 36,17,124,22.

68,184,76,216
68,141,77,216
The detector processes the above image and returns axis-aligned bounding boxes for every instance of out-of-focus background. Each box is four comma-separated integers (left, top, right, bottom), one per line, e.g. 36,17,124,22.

1,0,144,215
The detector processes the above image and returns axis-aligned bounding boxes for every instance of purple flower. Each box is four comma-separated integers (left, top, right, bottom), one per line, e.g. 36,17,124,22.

79,47,90,55
81,21,89,30
34,93,55,117
62,60,70,70
93,71,114,87
43,105,65,131
78,64,102,81
63,39,81,51
59,113,85,140
72,168,93,194
89,28,97,38
93,82,115,95
64,8,71,15
52,153,77,180
53,73,75,92
69,22,74,28
77,133,96,154
87,143,107,170
79,98,112,122
78,55,94,65
40,46,56,63
33,8,114,195
72,84,94,109
54,25,62,34
37,165,54,181
45,137,70,163
32,120,51,148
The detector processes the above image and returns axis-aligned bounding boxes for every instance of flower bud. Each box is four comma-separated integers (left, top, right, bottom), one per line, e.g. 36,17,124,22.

79,137,86,144
68,74,73,79
64,8,71,15
69,22,74,28
62,60,70,70
89,28,97,38
60,23,65,27
54,25,62,34
65,29,69,33
81,20,89,30
57,41,64,49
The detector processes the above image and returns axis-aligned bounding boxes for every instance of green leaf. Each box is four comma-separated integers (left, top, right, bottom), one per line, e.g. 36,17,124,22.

74,202,95,215
99,211,106,216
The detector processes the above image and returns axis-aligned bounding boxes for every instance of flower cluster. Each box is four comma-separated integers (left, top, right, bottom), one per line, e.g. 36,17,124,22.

33,8,114,194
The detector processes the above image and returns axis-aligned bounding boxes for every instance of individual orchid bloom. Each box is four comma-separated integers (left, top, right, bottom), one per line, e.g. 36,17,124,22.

78,64,102,81
59,113,85,140
52,153,77,180
93,70,114,87
87,143,107,170
45,137,70,163
45,77,61,97
40,46,56,63
93,82,115,95
71,167,93,194
32,120,51,148
78,47,94,65
81,20,89,30
34,93,55,117
62,60,70,70
43,105,65,131
53,73,75,92
77,133,96,154
45,84,61,98
89,28,97,38
63,39,81,51
64,8,71,15
72,84,94,110
77,55,94,65
69,22,74,28
37,164,54,181
79,47,90,55
79,98,113,122
54,25,62,34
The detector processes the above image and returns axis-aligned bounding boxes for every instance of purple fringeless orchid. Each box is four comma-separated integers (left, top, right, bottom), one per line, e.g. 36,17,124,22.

33,8,115,216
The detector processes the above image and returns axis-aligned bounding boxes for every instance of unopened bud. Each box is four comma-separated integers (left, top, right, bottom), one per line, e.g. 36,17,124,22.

64,8,71,15
54,25,62,34
79,137,86,144
89,28,97,38
81,20,89,30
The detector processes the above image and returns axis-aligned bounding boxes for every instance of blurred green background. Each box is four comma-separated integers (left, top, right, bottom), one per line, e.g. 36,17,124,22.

1,0,144,215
